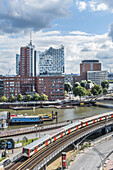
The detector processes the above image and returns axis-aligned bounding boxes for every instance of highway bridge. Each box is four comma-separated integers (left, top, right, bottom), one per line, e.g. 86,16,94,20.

5,115,113,170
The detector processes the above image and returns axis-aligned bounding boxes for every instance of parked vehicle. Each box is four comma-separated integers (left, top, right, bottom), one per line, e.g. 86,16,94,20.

7,141,12,149
1,141,5,149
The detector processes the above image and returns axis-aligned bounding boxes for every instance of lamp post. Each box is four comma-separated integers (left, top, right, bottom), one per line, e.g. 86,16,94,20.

35,124,37,138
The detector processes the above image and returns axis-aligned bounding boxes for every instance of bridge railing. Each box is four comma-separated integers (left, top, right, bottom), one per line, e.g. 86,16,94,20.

33,121,113,170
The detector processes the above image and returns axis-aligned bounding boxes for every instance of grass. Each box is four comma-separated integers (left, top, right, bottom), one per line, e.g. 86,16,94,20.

0,156,7,162
15,138,39,146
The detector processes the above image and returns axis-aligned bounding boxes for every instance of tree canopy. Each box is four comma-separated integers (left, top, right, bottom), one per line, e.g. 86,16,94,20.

74,82,80,88
40,94,48,101
103,88,108,94
101,80,109,89
64,82,72,92
17,94,23,101
25,94,32,101
33,93,40,101
80,80,87,88
91,84,102,95
10,94,14,102
0,96,8,102
73,86,87,98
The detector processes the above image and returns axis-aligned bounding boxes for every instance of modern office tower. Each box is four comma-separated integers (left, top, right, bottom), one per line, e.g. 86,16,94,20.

39,45,64,75
16,54,20,75
87,71,108,85
0,79,3,97
20,41,37,77
80,60,101,80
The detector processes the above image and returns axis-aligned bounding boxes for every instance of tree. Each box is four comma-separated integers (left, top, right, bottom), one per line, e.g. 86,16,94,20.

74,82,80,88
10,94,14,102
80,80,87,88
33,93,40,101
25,94,32,101
103,88,108,94
91,84,102,95
40,94,48,101
64,82,72,92
65,90,67,96
73,86,87,102
0,96,8,102
87,80,92,83
17,94,23,101
101,80,109,89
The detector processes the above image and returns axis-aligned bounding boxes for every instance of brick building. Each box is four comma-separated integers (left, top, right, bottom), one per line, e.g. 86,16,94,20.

36,76,64,101
1,75,64,101
20,41,37,77
80,60,101,80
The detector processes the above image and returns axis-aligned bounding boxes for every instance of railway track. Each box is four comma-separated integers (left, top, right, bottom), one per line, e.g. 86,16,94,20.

5,119,113,170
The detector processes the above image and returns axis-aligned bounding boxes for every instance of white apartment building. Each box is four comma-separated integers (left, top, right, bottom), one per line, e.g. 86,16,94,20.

87,71,108,85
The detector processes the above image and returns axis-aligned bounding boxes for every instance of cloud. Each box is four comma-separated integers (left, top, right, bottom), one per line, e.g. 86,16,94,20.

0,0,72,34
89,1,108,11
76,1,87,12
69,31,92,36
0,29,113,75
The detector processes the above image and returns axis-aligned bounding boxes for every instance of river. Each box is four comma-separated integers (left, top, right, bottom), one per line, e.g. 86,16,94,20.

0,105,113,123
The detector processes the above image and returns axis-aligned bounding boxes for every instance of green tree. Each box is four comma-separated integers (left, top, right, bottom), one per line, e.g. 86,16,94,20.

17,94,23,101
87,80,92,83
40,94,48,101
10,94,14,102
0,96,8,102
33,93,40,101
101,80,109,89
65,90,67,96
91,84,102,95
80,80,87,88
73,86,87,102
64,82,72,92
103,88,108,94
74,82,80,88
25,94,32,101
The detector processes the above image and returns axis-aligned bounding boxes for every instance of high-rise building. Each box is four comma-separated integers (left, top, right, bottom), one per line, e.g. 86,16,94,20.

16,54,20,75
80,60,101,80
38,45,64,75
20,41,37,77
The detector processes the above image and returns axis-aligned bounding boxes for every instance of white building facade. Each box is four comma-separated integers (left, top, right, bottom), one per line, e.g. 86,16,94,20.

38,45,64,75
87,71,108,86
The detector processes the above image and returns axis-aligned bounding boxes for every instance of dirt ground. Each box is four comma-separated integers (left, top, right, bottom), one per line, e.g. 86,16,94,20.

47,147,75,170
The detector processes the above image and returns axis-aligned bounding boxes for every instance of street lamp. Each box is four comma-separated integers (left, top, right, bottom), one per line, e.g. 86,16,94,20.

35,124,37,138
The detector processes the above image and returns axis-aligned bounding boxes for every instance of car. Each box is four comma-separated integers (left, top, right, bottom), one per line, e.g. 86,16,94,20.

3,159,11,167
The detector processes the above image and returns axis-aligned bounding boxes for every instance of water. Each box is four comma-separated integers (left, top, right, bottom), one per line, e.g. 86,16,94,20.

0,106,112,123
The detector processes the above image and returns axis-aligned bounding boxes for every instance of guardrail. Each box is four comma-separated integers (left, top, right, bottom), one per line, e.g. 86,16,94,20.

0,122,71,138
33,121,113,170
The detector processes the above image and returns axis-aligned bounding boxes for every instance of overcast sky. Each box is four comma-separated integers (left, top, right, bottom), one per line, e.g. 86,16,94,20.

1,0,113,75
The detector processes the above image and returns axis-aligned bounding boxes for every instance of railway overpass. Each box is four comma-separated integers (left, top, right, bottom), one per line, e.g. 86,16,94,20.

6,118,113,170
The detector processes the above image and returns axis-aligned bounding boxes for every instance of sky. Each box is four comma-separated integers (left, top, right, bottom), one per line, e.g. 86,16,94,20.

1,0,113,75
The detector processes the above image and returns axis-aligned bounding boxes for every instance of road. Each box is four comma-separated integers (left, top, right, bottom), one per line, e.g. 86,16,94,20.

69,137,113,170
6,129,57,142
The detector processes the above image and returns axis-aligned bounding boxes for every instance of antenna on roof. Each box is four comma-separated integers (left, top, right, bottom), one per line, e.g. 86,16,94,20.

30,31,32,45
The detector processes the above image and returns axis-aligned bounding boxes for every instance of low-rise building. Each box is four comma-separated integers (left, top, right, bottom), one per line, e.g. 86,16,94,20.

87,71,108,86
36,75,64,101
64,73,78,87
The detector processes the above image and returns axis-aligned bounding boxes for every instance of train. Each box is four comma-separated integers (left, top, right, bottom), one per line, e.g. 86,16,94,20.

22,111,113,157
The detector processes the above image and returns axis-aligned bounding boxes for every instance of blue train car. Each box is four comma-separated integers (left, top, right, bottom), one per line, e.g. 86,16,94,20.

11,116,42,125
